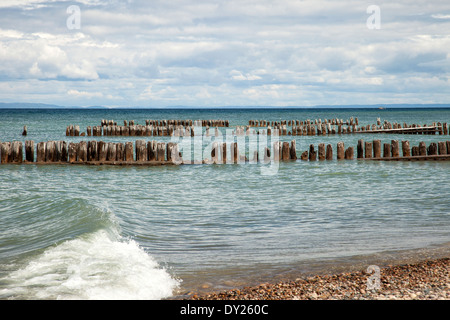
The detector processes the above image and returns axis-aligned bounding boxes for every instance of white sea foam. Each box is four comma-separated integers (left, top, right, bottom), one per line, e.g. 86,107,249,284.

0,229,180,300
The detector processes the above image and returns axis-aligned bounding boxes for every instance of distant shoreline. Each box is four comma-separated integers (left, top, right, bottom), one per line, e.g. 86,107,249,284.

1,102,450,110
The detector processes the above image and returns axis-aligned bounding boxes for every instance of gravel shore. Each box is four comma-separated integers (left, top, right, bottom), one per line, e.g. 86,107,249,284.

189,257,449,300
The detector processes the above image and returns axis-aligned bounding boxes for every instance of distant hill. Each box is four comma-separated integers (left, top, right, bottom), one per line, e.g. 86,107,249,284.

0,102,449,109
0,102,108,109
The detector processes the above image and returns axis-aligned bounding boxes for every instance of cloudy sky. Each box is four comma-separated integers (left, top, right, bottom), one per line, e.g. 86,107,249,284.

0,0,449,107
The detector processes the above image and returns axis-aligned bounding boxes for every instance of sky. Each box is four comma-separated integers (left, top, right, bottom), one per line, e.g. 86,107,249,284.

0,0,449,108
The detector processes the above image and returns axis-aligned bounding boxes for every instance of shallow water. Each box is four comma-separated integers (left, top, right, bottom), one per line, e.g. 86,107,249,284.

0,107,449,299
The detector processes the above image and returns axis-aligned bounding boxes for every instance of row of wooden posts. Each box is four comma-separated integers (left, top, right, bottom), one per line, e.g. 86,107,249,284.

0,140,181,164
2,139,449,164
101,119,229,127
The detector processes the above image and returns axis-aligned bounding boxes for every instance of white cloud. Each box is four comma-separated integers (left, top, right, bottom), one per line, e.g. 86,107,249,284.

0,0,449,107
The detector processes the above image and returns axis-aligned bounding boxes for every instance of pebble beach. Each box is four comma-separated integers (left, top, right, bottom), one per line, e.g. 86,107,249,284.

189,257,449,300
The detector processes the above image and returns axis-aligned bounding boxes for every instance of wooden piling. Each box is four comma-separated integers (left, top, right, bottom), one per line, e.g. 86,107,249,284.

438,141,447,155
25,141,34,162
427,142,438,155
337,142,345,160
318,143,325,160
300,150,308,161
290,140,297,160
157,142,165,161
282,141,290,161
77,141,87,162
391,140,400,158
383,143,391,158
309,144,316,161
373,140,381,158
345,147,354,160
326,144,333,160
125,142,134,161
364,141,372,158
357,139,364,159
419,141,427,156
68,142,77,163
402,141,411,157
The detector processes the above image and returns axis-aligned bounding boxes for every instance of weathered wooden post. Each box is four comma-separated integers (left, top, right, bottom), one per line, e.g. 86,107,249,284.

364,141,372,158
135,140,147,162
309,144,316,161
300,150,308,161
36,142,45,162
97,141,107,162
427,142,438,155
383,143,392,158
345,147,354,160
402,141,411,157
337,142,345,160
125,142,134,161
116,143,124,161
373,140,381,158
412,146,419,156
290,140,297,160
88,141,97,161
105,142,115,161
1,142,10,163
25,140,34,162
157,142,165,161
438,141,447,155
391,140,400,158
318,143,325,160
10,141,23,163
263,147,270,163
22,126,27,136
211,142,219,163
357,139,364,159
326,144,333,160
74,125,80,136
232,142,239,163
45,141,56,162
282,141,290,161
78,141,87,162
419,141,427,156
68,142,77,163
147,141,156,161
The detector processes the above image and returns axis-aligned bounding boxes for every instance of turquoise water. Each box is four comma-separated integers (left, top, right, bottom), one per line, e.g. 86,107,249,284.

0,107,449,299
